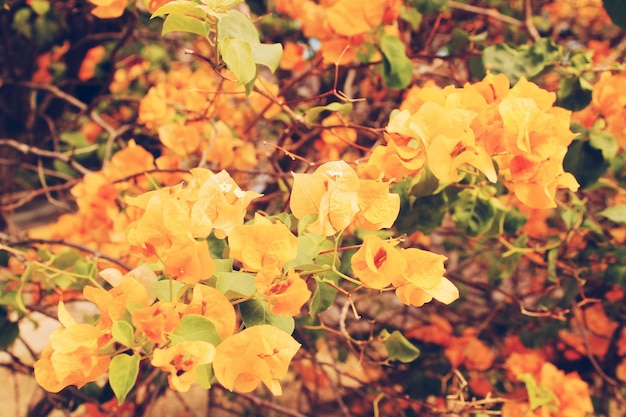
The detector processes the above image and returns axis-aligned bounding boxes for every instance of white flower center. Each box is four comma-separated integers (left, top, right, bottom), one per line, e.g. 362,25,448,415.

326,170,344,178
218,182,233,193
233,188,245,199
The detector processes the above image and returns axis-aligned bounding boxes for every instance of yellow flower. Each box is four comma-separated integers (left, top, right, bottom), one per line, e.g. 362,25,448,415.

83,276,152,331
164,240,215,284
131,301,181,344
34,302,111,392
291,161,361,236
265,270,311,316
213,325,301,395
180,284,237,341
392,248,458,307
228,214,298,272
354,178,400,230
351,235,407,289
151,341,216,392
189,168,263,239
88,0,127,19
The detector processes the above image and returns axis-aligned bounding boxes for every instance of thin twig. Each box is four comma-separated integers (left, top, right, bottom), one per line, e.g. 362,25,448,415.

2,235,132,271
0,138,91,175
447,1,523,27
215,386,309,417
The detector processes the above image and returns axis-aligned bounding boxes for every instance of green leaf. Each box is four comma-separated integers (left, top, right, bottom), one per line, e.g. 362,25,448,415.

220,37,256,85
411,0,448,14
450,189,497,237
112,321,135,347
30,0,50,16
51,248,81,270
399,7,423,30
109,353,140,404
214,258,233,274
151,0,205,19
150,280,186,302
195,364,213,389
380,35,413,90
379,329,420,363
604,0,626,29
284,233,326,270
563,139,608,188
305,102,353,126
162,13,209,37
216,271,256,299
309,279,338,318
239,299,295,334
170,314,221,346
0,307,19,350
589,130,619,160
598,204,626,224
218,9,260,44
518,373,558,411
251,42,283,73
556,77,592,111
482,39,563,84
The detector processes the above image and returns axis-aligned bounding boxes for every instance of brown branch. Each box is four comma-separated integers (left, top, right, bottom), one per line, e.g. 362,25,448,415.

0,138,91,175
447,1,523,27
214,385,309,417
523,0,541,42
2,235,132,271
0,179,80,211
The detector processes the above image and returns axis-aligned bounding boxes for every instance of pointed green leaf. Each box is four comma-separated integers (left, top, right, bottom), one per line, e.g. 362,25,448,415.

195,363,213,389
604,0,626,29
380,34,413,89
216,271,256,299
218,9,260,43
150,280,186,302
162,13,209,38
112,321,135,347
598,204,626,224
109,353,140,404
251,42,283,73
151,0,205,19
309,279,337,318
239,299,295,334
379,329,420,363
170,314,221,346
220,37,256,85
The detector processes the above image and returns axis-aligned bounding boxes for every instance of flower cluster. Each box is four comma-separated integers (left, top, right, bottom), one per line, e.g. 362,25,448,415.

290,160,400,236
371,73,579,208
34,266,300,395
351,235,458,307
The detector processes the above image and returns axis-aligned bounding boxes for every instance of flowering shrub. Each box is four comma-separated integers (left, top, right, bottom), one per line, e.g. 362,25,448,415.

2,0,626,416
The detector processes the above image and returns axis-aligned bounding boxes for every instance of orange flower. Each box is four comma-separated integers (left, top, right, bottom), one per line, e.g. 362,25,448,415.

180,284,237,340
131,301,181,344
227,215,298,272
351,235,406,289
213,325,301,395
393,248,458,307
265,270,311,316
163,240,215,284
78,45,106,81
291,161,361,236
88,0,127,19
83,276,152,331
34,302,111,392
354,178,400,230
279,41,308,71
151,341,215,392
188,168,263,239
158,123,203,156
126,186,195,261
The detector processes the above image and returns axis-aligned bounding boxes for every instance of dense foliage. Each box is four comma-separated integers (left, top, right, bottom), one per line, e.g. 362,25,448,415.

1,0,626,416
